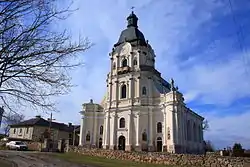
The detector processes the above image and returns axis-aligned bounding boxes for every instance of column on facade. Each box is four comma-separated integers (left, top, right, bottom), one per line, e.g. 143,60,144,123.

109,82,112,108
93,109,98,147
148,108,153,147
103,115,106,146
163,108,167,146
127,111,132,146
79,115,85,146
112,113,117,149
104,112,110,148
136,113,140,146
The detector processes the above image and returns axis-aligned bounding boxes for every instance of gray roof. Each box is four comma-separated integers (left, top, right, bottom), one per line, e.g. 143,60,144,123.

114,11,147,47
10,116,77,132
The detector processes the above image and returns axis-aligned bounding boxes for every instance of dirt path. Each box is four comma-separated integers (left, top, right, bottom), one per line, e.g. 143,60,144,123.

0,150,94,167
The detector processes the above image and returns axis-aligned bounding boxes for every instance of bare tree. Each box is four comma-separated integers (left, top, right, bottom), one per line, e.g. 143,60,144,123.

2,112,25,135
202,119,209,131
0,0,91,112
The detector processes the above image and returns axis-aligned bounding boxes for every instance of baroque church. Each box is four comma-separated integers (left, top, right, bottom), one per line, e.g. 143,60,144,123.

79,11,204,154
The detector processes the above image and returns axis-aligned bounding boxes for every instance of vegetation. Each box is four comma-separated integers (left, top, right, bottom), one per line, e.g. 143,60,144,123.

0,0,91,113
55,153,178,167
232,143,245,157
1,112,24,135
204,140,215,152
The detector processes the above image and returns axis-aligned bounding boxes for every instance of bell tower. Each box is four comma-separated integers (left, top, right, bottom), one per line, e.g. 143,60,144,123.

103,11,157,151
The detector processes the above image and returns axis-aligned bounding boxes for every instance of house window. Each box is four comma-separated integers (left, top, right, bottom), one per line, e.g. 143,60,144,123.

142,132,147,141
86,132,90,141
142,86,147,95
133,59,137,66
157,122,162,133
122,59,128,67
119,118,125,128
14,129,16,134
19,128,22,133
26,128,29,134
100,125,103,135
121,85,127,99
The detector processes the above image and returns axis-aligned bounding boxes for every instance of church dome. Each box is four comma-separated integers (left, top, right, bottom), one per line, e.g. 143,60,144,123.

114,11,147,47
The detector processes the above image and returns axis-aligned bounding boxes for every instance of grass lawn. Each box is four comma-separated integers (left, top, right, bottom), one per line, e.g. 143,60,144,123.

55,153,178,167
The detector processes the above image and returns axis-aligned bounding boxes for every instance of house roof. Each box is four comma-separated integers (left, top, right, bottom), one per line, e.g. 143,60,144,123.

10,116,78,132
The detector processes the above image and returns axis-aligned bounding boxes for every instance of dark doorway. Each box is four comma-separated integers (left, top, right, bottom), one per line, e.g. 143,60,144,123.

99,138,102,148
156,137,162,152
118,136,126,151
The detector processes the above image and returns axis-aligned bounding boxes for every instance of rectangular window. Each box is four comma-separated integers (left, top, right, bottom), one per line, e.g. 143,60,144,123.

19,128,22,133
14,128,16,134
26,127,29,133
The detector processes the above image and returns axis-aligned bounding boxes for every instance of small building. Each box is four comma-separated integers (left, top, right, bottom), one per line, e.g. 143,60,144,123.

9,115,79,144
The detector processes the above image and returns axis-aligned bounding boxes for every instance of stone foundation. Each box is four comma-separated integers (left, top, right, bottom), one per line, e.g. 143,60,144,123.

134,145,141,152
125,145,132,151
67,146,250,167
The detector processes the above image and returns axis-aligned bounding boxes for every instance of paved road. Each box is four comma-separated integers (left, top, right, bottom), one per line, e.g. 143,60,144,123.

0,150,94,167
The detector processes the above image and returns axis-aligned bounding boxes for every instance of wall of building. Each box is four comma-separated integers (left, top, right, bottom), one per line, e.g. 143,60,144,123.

10,126,70,142
9,127,34,140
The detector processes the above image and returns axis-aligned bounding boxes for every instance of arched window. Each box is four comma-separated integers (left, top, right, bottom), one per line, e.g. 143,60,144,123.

187,120,191,141
100,125,103,135
142,86,147,95
121,85,126,99
113,62,116,69
133,59,137,66
119,118,125,128
198,125,201,142
86,131,90,141
193,123,196,142
157,122,162,133
122,59,128,67
142,132,147,141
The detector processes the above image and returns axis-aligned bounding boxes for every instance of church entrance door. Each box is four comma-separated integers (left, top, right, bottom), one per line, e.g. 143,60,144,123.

156,137,162,152
99,138,102,148
118,136,125,151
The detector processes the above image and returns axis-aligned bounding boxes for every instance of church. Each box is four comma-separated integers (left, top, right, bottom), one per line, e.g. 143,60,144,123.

79,11,204,154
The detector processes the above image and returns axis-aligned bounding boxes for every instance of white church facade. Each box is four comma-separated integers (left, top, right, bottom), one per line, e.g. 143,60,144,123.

79,12,204,154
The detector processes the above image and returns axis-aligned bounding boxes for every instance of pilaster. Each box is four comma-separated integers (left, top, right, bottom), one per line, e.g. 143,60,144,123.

79,115,85,146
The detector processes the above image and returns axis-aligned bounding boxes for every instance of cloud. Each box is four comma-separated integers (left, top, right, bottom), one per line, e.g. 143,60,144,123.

203,109,250,149
8,0,250,149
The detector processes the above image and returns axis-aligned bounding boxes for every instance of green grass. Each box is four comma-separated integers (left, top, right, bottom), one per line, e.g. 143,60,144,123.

55,152,177,167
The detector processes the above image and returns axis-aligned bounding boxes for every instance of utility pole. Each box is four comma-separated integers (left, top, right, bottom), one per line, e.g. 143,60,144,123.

0,106,4,127
48,112,55,140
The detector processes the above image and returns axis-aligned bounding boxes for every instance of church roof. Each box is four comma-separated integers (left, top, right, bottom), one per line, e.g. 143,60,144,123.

114,11,147,47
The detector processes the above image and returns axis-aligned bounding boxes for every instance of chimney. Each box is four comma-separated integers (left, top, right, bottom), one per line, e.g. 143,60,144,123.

68,123,72,127
35,115,41,118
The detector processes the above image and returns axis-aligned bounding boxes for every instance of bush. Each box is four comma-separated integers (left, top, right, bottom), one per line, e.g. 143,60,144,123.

232,143,244,157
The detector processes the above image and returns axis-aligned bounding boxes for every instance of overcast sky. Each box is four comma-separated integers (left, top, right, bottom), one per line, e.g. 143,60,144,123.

4,0,250,149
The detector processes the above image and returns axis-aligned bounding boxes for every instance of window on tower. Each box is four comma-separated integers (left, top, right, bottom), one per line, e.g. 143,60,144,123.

100,125,103,135
157,122,162,133
113,62,116,69
119,118,125,128
133,59,137,66
122,59,128,67
142,86,147,95
142,132,147,141
121,85,127,99
86,131,90,141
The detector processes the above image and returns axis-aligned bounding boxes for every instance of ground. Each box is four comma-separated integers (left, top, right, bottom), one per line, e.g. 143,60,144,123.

0,150,174,167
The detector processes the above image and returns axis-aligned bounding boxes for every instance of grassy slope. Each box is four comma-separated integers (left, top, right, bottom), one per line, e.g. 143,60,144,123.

55,153,178,167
